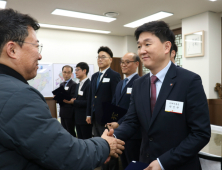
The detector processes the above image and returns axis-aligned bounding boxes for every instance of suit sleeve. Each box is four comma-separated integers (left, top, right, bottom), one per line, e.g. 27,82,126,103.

111,73,121,99
114,82,140,141
0,87,109,169
86,79,93,116
70,82,76,97
159,75,211,169
73,83,90,108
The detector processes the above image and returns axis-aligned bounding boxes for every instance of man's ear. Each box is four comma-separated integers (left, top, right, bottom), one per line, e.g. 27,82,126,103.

6,41,18,59
164,41,172,54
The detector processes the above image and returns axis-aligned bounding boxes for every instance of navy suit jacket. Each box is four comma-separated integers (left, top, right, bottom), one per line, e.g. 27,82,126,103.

73,79,90,125
112,74,141,140
114,63,211,170
59,79,77,118
87,68,121,125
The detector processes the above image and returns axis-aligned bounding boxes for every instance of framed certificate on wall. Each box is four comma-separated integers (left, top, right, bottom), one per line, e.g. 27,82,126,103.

184,30,204,58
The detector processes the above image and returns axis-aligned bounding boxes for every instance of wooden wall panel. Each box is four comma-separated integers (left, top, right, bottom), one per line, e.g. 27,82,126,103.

208,99,222,126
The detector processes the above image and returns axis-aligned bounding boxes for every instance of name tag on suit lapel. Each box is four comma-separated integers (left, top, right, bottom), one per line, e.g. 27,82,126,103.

78,91,83,96
64,86,69,90
165,100,184,114
102,78,110,83
126,88,132,94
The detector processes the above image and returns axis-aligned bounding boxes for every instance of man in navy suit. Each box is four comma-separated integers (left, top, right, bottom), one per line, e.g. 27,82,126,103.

107,52,142,169
59,65,77,137
64,62,92,139
114,21,211,170
170,43,178,65
86,46,121,170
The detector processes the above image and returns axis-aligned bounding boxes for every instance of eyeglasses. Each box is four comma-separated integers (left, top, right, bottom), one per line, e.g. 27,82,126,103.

17,41,43,54
120,60,136,65
75,68,82,72
96,56,110,60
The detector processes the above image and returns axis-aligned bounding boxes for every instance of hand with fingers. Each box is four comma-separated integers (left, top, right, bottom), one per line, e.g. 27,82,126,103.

106,122,119,130
86,117,91,124
101,129,125,164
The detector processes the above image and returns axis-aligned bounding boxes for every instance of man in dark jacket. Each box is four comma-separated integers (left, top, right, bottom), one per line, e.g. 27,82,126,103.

0,9,124,170
64,62,92,139
59,65,77,137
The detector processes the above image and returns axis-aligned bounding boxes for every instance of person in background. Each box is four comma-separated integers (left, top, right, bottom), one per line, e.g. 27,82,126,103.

107,52,142,169
0,8,125,170
64,62,92,139
59,65,77,137
87,46,121,170
170,43,178,65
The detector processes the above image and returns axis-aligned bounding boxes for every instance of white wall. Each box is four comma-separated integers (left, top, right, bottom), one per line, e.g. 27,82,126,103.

182,12,221,99
37,28,127,73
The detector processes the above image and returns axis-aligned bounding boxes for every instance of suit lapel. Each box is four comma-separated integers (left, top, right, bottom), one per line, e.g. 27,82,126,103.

117,74,139,104
141,74,152,128
148,64,177,130
95,68,110,94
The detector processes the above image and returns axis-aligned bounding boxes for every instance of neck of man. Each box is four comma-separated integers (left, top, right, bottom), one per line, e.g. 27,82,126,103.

150,58,170,75
79,75,87,82
100,65,110,72
125,71,136,78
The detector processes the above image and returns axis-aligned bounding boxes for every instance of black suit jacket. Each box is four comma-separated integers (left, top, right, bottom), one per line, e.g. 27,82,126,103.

73,79,90,125
112,74,141,139
87,68,121,125
114,63,211,170
59,79,77,118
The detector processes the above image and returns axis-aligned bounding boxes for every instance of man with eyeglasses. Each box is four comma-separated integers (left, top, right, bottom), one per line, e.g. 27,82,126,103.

107,52,142,169
0,9,125,170
87,46,121,170
64,62,92,139
59,65,77,137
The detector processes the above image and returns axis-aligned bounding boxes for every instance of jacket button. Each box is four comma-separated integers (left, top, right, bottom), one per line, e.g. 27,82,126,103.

95,96,97,98
149,138,153,141
147,154,149,158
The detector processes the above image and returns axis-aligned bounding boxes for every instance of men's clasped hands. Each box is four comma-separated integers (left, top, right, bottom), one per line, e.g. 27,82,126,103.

101,128,125,164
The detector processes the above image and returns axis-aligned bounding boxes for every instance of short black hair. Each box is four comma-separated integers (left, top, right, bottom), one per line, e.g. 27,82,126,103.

62,65,73,72
0,9,40,55
171,43,178,59
135,21,175,53
76,62,89,75
98,46,113,58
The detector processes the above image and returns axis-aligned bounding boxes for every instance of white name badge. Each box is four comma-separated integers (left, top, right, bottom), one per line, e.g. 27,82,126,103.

102,78,110,83
64,86,69,90
127,88,132,94
165,100,184,114
78,91,83,96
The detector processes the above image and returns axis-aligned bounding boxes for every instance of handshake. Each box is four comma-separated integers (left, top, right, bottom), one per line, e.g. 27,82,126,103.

101,128,125,163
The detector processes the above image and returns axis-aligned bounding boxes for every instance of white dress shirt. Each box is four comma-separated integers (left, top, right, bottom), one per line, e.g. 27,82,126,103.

125,72,137,85
99,67,110,81
78,77,88,94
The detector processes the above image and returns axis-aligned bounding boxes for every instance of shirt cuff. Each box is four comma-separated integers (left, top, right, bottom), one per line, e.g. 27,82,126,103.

87,116,91,118
157,158,165,170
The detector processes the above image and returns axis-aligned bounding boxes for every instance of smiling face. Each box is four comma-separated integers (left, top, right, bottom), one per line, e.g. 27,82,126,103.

18,27,42,80
137,32,171,75
121,53,139,77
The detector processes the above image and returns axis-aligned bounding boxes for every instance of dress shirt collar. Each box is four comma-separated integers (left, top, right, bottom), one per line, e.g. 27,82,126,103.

79,77,88,85
126,72,137,84
100,67,110,74
65,78,72,83
0,63,28,84
150,61,172,83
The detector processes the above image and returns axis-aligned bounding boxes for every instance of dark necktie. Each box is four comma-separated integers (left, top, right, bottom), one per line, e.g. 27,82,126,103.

96,72,102,89
121,78,128,93
151,75,158,114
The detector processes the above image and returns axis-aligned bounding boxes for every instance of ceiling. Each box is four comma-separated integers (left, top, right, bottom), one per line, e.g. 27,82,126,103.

5,0,222,36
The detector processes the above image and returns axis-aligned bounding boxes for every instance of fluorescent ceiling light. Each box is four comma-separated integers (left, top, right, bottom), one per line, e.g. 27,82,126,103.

39,23,111,34
52,9,116,23
209,0,217,1
0,1,7,9
124,11,173,28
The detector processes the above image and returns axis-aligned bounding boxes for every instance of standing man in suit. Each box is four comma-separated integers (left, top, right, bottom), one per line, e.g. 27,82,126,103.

59,65,77,137
114,21,211,170
64,62,92,139
87,46,121,170
107,52,142,169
